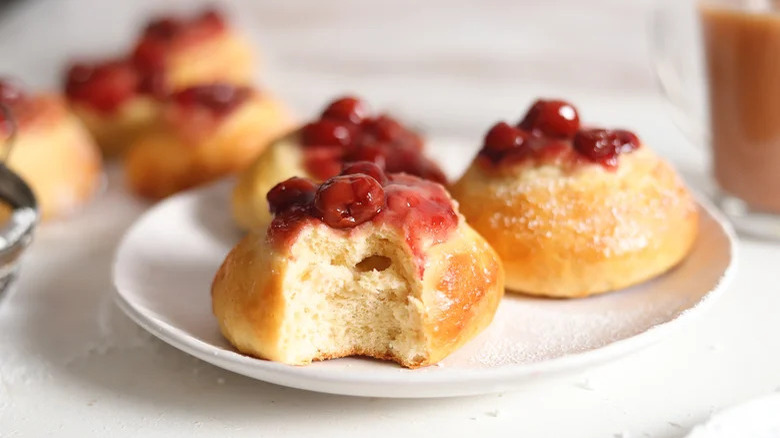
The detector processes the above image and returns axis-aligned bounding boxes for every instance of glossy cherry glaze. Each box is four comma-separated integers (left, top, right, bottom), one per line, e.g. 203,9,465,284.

297,96,447,184
478,99,641,171
65,60,141,113
170,83,252,118
573,129,640,167
519,99,580,138
268,162,458,275
314,174,385,228
267,177,318,214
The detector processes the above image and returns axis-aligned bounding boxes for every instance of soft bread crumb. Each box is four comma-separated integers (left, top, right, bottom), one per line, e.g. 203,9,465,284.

276,224,428,367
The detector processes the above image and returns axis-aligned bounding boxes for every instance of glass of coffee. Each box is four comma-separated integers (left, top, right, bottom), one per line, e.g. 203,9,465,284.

653,0,780,239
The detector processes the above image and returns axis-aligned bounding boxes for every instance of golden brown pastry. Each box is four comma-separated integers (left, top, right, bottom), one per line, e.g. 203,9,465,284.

451,99,699,298
64,8,254,156
64,60,159,157
232,96,447,231
0,79,102,220
128,8,254,91
213,163,504,368
124,83,292,200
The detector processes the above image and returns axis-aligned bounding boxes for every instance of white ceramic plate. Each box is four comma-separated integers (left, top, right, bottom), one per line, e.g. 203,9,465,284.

113,174,736,399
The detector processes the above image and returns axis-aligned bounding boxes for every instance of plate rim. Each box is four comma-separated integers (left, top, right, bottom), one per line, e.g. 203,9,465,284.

111,181,738,397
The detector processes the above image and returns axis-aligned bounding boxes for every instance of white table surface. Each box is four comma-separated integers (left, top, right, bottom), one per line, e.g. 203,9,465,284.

1,1,779,437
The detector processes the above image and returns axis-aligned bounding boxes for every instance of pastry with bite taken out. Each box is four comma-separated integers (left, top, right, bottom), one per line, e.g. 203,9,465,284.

0,78,102,219
450,99,699,298
64,8,254,156
124,83,292,199
212,162,504,368
232,96,447,230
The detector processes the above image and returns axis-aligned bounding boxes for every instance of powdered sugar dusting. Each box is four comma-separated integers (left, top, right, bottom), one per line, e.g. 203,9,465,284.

433,203,729,368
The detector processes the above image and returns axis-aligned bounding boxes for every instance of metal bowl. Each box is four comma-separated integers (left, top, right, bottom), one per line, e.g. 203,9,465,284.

0,163,37,293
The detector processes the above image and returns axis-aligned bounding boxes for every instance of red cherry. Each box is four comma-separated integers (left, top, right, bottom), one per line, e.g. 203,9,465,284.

65,61,139,113
197,8,226,31
345,143,388,168
518,99,580,138
0,78,25,106
172,84,251,116
137,68,168,98
321,96,368,124
267,177,318,214
303,146,344,181
301,120,354,148
573,129,620,165
314,174,385,228
614,129,641,152
404,157,448,185
481,121,528,162
361,115,404,142
573,128,641,164
143,17,182,40
131,38,169,71
340,161,388,185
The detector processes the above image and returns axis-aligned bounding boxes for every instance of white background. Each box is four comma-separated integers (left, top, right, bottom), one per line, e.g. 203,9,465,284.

1,0,779,437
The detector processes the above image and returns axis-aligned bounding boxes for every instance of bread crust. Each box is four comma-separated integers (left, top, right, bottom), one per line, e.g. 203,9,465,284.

71,96,159,158
450,147,699,297
164,32,254,91
3,95,102,219
231,136,306,230
211,221,504,368
124,94,292,199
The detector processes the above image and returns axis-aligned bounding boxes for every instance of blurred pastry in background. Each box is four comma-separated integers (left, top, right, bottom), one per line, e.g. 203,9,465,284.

0,78,102,220
65,59,161,157
130,8,254,92
451,99,698,298
124,83,292,200
64,8,255,157
231,96,447,231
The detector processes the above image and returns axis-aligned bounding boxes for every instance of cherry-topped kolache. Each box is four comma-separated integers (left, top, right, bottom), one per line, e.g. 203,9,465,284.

131,9,226,73
478,99,641,169
64,9,229,114
266,162,458,266
298,97,447,183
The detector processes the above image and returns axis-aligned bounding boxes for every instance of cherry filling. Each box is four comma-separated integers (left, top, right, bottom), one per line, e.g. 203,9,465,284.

519,99,580,138
340,161,388,185
297,96,446,184
267,162,457,273
267,177,318,214
65,60,141,113
480,122,529,163
64,9,230,113
314,174,385,228
131,8,227,73
170,83,252,117
573,129,640,166
478,98,641,169
321,96,368,124
301,119,354,148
